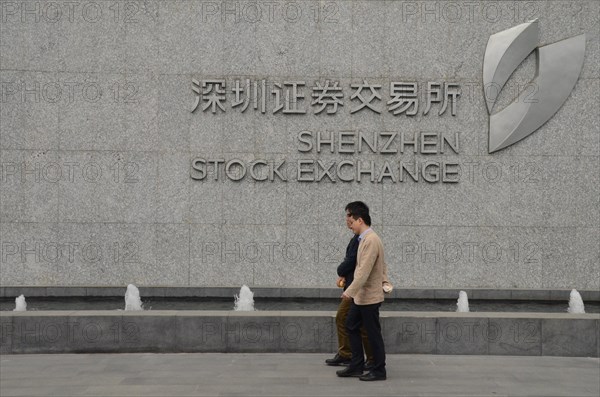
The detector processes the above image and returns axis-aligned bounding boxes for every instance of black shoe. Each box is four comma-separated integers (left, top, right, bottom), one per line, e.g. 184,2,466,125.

359,372,386,381
336,367,364,377
325,354,351,366
363,361,374,371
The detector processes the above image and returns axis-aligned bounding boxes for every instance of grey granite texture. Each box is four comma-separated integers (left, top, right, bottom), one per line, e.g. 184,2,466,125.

1,311,598,356
1,353,599,397
542,317,599,357
1,1,598,289
488,317,542,356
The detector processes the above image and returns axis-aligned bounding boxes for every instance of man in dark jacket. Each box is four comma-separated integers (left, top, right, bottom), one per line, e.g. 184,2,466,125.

325,201,373,367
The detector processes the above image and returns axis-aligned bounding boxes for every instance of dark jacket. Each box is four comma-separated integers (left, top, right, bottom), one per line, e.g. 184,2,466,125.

336,234,360,291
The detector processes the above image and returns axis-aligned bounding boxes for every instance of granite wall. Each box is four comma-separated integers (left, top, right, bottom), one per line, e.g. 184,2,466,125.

1,1,598,289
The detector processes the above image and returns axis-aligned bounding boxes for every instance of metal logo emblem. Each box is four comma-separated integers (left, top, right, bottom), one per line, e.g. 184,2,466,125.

483,20,586,153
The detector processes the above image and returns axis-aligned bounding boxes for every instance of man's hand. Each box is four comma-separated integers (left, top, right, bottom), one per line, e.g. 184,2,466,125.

341,292,351,300
336,277,346,288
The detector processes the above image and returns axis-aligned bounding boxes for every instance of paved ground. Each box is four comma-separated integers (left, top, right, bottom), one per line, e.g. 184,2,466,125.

1,353,599,396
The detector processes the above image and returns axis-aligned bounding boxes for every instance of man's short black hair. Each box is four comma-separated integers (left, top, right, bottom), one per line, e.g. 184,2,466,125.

345,201,369,214
345,201,371,226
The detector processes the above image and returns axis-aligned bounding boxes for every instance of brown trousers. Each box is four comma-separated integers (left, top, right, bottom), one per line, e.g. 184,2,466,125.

335,298,373,362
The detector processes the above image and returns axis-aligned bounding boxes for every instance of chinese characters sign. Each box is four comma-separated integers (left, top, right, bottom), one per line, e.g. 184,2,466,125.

189,77,463,184
191,79,460,116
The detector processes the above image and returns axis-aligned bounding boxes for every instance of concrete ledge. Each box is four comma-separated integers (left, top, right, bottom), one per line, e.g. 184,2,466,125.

2,287,599,301
1,311,597,357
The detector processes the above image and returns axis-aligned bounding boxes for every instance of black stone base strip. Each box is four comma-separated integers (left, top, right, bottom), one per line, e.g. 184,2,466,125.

1,287,599,302
1,311,598,357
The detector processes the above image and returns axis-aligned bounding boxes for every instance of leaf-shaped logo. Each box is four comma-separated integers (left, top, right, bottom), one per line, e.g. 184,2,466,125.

483,20,585,153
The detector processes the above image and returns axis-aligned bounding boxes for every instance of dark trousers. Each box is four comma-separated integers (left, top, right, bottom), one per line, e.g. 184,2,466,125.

346,300,386,376
335,298,373,362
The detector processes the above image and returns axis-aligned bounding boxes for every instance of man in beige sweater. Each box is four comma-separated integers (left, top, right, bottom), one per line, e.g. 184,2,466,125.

336,205,387,381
